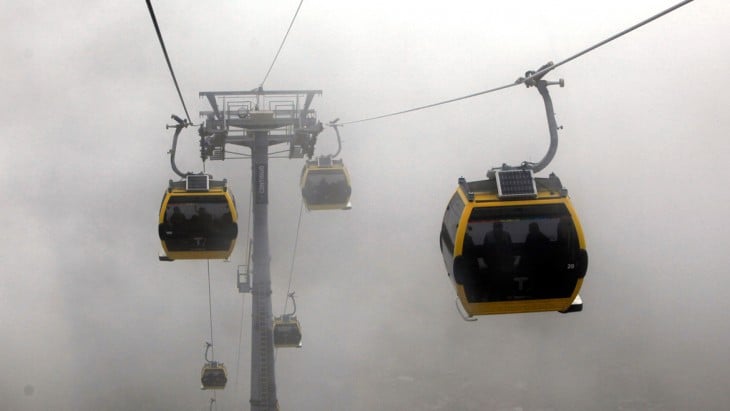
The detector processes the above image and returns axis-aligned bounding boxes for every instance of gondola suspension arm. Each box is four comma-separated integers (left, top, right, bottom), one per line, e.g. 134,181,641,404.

521,62,564,174
285,292,297,317
327,119,343,158
491,62,564,176
166,114,192,178
204,341,214,364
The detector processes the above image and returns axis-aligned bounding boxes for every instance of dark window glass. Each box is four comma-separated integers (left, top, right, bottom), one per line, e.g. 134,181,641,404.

440,192,464,255
441,193,466,284
274,323,302,345
461,203,580,302
303,170,350,205
202,368,227,386
161,195,236,251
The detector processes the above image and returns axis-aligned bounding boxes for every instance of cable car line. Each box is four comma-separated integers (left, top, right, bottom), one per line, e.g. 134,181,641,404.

260,0,305,89
338,82,519,126
518,0,695,86
283,201,305,314
440,60,585,316
338,0,694,127
145,0,194,125
300,123,353,210
201,341,228,390
207,260,215,359
158,123,239,262
274,292,303,349
157,173,239,261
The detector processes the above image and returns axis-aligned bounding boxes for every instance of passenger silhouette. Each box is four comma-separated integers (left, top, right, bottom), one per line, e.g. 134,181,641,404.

483,221,514,273
316,177,330,203
461,225,482,301
482,221,514,300
170,206,186,228
523,222,551,295
524,222,550,267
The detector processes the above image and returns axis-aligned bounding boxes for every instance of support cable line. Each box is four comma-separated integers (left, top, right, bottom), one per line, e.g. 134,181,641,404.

146,0,194,125
338,82,519,126
519,0,695,85
207,260,215,359
283,200,305,315
259,0,305,89
338,0,694,126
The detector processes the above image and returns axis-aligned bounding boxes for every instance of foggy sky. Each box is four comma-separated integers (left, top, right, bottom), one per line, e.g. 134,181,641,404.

2,1,729,410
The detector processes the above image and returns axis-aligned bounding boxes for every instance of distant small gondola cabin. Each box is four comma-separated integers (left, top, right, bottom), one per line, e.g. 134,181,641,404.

440,170,587,316
273,316,302,348
201,362,228,390
158,175,238,261
300,156,352,211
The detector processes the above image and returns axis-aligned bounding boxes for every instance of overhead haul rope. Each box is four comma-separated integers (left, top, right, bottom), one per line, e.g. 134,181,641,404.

339,82,520,126
283,200,305,315
206,260,215,360
338,0,694,126
260,0,305,89
146,0,194,125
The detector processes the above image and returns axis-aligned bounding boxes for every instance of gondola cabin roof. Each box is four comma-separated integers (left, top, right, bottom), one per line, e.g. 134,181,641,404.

441,171,587,316
300,156,352,211
158,175,238,261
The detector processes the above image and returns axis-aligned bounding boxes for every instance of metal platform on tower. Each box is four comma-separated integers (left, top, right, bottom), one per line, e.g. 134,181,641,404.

199,89,323,159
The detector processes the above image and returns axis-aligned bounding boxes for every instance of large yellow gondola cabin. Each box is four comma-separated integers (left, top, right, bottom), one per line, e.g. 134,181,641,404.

440,170,587,316
300,156,352,211
158,174,238,261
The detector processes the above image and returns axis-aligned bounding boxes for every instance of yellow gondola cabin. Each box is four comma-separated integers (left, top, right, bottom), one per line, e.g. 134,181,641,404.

158,174,238,261
273,315,302,348
300,156,352,211
201,362,228,390
440,170,587,316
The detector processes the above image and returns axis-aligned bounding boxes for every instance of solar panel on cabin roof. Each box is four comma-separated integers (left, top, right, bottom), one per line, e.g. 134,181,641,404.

496,170,537,198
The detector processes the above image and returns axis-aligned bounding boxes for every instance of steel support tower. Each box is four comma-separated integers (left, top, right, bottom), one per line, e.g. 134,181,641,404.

199,89,322,411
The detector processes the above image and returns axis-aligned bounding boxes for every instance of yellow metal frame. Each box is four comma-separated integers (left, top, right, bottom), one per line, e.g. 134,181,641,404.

158,187,238,260
451,186,587,316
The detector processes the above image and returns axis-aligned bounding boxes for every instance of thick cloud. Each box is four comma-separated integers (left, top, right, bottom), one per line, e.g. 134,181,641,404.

1,1,729,410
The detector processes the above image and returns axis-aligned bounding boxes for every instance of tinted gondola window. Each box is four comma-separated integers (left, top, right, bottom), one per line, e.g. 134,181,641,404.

162,196,236,251
274,323,302,346
464,203,580,302
440,193,464,255
201,366,227,388
303,170,350,205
